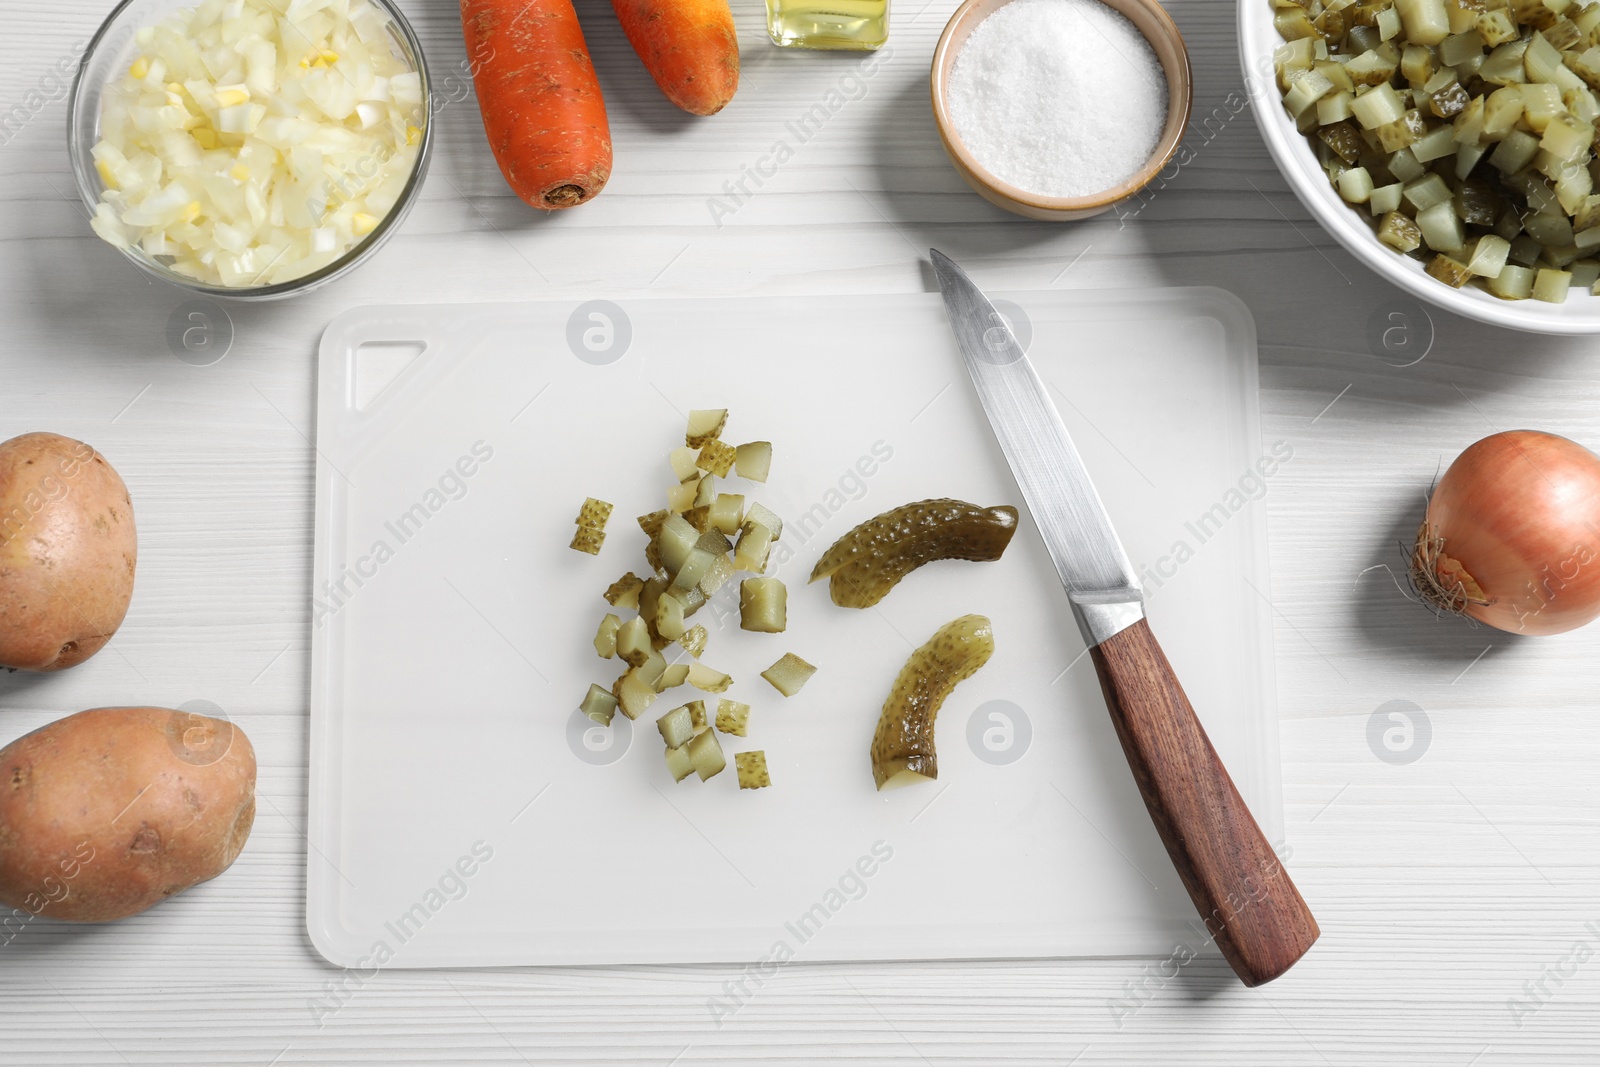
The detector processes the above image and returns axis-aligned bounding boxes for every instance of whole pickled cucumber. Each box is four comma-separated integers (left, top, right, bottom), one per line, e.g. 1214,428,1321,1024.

809,499,1019,609
870,614,995,790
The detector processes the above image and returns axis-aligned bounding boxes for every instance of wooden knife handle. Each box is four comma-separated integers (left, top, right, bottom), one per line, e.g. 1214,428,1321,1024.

1089,618,1319,986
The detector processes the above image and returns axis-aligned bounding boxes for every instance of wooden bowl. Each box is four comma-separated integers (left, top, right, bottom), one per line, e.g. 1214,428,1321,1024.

931,0,1194,221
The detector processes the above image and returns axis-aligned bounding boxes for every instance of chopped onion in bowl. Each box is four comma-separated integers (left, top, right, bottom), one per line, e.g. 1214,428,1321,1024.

88,0,423,288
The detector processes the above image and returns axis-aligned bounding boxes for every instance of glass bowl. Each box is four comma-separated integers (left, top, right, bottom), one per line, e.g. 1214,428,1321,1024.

66,0,433,301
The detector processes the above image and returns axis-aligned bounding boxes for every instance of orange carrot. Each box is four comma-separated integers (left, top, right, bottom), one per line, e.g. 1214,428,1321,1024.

461,0,612,209
610,0,740,117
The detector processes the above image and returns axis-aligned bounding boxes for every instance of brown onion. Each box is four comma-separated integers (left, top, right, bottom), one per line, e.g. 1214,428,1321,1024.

1412,430,1600,636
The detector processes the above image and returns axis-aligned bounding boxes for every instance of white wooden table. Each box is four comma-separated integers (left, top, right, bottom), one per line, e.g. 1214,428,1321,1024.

2,0,1597,1062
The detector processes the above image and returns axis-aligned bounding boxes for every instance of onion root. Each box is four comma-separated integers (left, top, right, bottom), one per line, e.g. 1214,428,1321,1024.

1408,520,1491,618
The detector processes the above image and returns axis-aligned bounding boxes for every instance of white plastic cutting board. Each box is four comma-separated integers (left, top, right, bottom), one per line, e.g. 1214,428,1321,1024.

308,288,1280,969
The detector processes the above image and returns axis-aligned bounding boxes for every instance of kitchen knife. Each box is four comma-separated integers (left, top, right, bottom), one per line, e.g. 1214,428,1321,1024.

931,249,1319,987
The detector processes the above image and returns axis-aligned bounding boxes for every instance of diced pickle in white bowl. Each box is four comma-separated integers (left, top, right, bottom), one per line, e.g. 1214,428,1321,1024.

1240,0,1600,331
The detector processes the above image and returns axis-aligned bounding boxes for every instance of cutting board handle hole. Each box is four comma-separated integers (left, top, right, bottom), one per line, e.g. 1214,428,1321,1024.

353,340,426,411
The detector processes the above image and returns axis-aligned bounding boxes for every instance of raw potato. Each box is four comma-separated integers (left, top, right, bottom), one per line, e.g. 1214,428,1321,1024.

0,433,137,672
0,706,255,922
761,652,816,696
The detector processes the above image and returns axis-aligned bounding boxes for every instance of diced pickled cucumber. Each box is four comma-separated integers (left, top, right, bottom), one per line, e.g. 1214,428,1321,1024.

1417,200,1465,252
1466,234,1511,276
612,668,657,720
1338,166,1375,202
697,440,737,478
637,510,669,539
709,494,744,535
570,497,613,555
682,505,711,533
657,662,690,692
694,474,718,509
735,441,772,482
594,613,621,658
674,532,732,593
655,593,687,640
1490,262,1536,298
687,729,726,780
637,648,667,688
657,703,696,749
735,751,771,790
656,514,699,574
686,409,728,448
638,578,668,633
667,480,699,513
745,502,783,540
688,662,733,693
733,522,774,573
604,572,645,611
761,652,816,697
1317,120,1363,162
679,625,708,658
698,552,735,597
616,616,652,667
664,742,695,782
686,699,708,730
1426,253,1473,286
669,447,700,483
580,683,618,726
716,699,751,737
1569,257,1600,287
1377,210,1423,253
740,577,788,633
1533,267,1572,301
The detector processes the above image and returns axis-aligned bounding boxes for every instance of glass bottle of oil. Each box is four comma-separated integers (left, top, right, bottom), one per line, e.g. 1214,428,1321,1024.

765,0,889,50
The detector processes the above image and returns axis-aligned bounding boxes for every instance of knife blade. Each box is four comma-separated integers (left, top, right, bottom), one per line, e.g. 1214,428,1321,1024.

931,249,1319,987
929,251,1143,650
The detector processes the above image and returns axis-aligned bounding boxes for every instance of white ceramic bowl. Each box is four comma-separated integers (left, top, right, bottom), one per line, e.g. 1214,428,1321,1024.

1238,2,1600,334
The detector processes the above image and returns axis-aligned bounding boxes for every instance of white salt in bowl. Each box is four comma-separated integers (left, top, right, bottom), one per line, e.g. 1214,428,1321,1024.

931,0,1193,221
